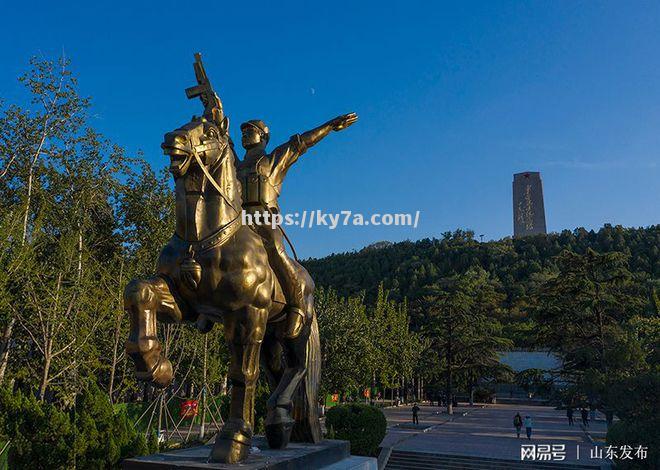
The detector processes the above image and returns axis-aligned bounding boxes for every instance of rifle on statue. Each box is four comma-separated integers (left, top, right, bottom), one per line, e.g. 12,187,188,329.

185,52,224,121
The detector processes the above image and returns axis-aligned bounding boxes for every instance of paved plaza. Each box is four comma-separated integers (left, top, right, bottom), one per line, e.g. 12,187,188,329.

381,403,610,468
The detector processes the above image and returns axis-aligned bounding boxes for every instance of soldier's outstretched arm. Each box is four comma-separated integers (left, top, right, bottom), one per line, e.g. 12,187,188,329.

300,112,358,149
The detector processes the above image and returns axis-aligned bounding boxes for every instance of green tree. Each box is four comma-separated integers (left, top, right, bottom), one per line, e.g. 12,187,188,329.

514,369,552,398
316,288,374,398
0,56,90,385
369,285,421,401
420,267,511,414
534,249,647,415
106,162,175,403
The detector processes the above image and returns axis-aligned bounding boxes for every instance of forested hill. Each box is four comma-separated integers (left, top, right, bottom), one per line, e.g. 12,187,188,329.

302,225,660,307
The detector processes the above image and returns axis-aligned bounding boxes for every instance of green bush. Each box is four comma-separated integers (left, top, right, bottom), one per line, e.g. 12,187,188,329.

0,439,8,470
0,384,152,469
605,370,659,470
324,404,386,456
74,381,147,468
607,420,658,470
0,387,74,469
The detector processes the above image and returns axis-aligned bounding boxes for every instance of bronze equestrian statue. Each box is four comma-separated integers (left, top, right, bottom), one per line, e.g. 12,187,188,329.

123,53,357,463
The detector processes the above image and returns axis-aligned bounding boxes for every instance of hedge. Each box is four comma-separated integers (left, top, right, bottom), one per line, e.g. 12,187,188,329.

324,403,386,456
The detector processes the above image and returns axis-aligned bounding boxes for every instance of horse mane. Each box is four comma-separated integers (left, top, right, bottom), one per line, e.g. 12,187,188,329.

217,136,243,211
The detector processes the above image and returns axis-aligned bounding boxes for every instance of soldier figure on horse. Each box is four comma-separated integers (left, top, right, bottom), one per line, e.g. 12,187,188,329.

237,112,356,339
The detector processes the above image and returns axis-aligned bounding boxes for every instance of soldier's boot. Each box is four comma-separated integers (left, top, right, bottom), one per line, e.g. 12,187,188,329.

283,307,306,339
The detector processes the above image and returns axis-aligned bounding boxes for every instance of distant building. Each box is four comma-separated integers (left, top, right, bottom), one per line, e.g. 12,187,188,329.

513,172,547,237
498,350,561,373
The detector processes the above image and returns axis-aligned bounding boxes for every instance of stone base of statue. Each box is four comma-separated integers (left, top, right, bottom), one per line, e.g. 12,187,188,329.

122,437,377,470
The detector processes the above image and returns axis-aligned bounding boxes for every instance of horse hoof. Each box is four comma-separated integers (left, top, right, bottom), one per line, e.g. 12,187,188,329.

265,406,295,449
210,429,251,463
265,421,294,449
152,357,173,389
128,340,173,388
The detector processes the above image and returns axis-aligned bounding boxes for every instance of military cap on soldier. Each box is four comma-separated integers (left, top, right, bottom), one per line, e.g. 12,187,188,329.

240,120,270,143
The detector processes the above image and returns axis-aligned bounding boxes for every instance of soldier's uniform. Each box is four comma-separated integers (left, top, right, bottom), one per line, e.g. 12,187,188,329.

238,120,308,338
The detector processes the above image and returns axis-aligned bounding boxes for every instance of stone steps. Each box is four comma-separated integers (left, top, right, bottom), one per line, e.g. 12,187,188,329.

385,450,602,470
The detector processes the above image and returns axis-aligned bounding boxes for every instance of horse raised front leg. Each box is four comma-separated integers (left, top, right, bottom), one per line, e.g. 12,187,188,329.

211,306,268,464
124,276,183,389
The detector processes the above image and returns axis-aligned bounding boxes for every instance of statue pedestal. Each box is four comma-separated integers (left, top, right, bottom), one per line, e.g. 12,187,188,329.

122,437,377,469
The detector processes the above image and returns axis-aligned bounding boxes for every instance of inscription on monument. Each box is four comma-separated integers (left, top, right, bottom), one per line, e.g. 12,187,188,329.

513,172,547,237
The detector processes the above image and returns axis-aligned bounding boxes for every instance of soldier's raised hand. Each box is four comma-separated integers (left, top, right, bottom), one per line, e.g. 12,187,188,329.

330,112,358,131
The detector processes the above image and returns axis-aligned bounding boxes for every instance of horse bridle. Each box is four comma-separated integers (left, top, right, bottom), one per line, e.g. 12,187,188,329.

189,135,239,215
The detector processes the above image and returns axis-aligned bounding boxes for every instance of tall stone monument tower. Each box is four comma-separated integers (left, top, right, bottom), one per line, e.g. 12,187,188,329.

513,171,547,237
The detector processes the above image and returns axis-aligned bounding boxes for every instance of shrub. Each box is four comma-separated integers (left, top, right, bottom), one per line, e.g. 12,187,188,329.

607,420,658,470
0,384,151,469
74,381,146,468
605,370,659,469
0,387,74,469
324,404,386,456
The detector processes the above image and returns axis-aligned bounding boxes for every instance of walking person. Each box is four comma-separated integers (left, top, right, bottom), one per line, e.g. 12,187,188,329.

566,406,574,426
412,403,420,425
513,412,523,438
581,408,589,427
524,415,533,440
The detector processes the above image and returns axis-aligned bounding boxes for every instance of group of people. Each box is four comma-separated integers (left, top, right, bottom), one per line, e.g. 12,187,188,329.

513,413,534,439
429,394,458,408
565,406,593,427
411,404,597,437
513,406,597,440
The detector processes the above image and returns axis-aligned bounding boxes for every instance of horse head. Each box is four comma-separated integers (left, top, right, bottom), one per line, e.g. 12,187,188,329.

162,111,231,178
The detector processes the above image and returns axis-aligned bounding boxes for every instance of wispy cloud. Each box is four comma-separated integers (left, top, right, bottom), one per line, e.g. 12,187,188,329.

542,159,658,170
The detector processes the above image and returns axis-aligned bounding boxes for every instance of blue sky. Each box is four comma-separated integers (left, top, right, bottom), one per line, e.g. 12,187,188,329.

2,1,659,258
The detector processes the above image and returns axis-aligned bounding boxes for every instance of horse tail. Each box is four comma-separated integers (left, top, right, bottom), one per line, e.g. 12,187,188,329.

291,307,322,442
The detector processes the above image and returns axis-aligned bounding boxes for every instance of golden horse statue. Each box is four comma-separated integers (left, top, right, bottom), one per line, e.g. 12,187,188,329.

123,55,355,463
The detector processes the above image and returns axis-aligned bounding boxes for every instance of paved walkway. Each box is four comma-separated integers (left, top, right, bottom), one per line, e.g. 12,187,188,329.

381,403,610,467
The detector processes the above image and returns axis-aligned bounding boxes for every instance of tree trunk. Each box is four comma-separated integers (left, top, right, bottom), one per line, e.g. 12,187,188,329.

108,313,122,403
0,318,16,384
5,149,41,389
446,324,453,415
38,354,51,400
403,376,407,403
76,225,83,280
21,160,36,245
4,115,50,389
108,261,125,403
